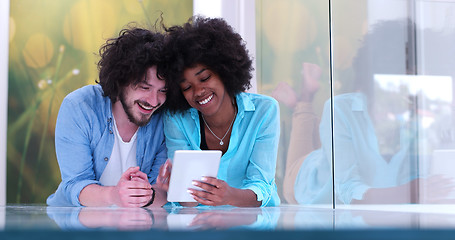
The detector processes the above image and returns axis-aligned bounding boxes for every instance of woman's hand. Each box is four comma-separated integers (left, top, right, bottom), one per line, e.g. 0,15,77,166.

156,159,172,191
188,177,235,206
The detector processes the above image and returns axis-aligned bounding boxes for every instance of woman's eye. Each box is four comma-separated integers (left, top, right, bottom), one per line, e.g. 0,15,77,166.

201,75,211,82
182,86,191,92
160,88,168,93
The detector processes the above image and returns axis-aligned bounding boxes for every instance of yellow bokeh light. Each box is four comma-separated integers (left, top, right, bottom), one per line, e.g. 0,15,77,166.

9,17,15,42
262,0,317,53
123,0,147,15
63,0,117,53
22,33,54,69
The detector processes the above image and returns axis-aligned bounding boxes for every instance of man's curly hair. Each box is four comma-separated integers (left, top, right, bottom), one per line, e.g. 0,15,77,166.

158,16,253,113
97,26,165,103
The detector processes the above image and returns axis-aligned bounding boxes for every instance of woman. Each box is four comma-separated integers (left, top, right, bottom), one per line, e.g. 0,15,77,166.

158,16,280,207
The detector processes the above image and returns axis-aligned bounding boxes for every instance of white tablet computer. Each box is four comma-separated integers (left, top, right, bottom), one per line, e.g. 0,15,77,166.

167,150,222,202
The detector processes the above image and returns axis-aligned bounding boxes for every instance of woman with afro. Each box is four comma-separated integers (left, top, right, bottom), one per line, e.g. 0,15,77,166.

158,16,280,207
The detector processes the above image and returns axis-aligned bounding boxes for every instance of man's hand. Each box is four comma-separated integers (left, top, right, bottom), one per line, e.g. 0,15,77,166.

113,166,154,208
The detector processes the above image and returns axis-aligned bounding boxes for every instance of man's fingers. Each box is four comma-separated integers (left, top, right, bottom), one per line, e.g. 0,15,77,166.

120,180,151,191
129,170,149,182
121,166,140,180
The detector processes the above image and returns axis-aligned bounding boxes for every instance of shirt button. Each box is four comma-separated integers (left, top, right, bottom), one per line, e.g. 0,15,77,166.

107,118,111,123
104,157,108,161
109,130,113,134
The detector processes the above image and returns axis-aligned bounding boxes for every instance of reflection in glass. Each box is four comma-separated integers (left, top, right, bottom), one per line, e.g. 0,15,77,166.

46,207,167,230
166,207,279,231
280,15,455,205
46,206,279,231
4,205,455,231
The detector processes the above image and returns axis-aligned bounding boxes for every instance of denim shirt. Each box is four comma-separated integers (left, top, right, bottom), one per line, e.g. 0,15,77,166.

47,85,167,206
164,92,281,207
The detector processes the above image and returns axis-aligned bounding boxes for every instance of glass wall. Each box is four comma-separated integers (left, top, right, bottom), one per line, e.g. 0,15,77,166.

332,0,455,205
256,0,332,205
258,0,455,205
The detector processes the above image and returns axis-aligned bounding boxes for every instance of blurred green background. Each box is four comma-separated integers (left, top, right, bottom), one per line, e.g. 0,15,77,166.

7,0,193,204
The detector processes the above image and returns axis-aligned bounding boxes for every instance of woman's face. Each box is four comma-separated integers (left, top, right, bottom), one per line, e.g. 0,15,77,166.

180,64,231,117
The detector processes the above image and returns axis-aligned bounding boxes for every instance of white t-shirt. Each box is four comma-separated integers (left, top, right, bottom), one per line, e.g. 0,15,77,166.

99,117,138,186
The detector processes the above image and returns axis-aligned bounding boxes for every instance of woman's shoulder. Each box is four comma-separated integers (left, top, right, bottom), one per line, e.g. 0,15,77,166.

238,92,279,110
163,108,197,124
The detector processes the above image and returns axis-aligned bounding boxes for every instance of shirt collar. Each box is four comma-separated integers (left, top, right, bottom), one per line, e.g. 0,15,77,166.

236,92,255,113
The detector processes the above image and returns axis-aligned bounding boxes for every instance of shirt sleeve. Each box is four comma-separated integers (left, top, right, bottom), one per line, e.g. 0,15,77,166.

148,137,167,184
54,97,99,206
320,98,370,204
163,111,193,160
241,98,281,206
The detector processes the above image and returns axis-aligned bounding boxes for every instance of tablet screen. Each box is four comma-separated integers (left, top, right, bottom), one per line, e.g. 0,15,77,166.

167,150,222,202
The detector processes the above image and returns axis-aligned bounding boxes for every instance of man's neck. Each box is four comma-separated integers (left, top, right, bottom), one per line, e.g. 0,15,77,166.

112,101,139,142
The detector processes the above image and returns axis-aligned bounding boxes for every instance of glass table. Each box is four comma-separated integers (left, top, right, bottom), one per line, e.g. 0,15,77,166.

2,204,455,239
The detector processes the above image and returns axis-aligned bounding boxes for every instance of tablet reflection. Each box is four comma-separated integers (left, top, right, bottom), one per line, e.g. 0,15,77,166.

166,207,279,231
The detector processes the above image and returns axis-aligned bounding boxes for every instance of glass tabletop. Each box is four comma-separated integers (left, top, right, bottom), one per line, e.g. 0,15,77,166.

3,204,455,231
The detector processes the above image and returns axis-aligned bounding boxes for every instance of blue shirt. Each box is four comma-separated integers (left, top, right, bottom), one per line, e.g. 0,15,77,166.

47,85,167,206
295,93,417,204
164,92,281,207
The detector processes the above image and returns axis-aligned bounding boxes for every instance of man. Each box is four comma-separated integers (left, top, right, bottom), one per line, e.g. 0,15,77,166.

47,26,168,207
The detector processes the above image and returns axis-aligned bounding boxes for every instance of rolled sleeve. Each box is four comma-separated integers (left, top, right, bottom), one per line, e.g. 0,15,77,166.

241,97,281,206
70,180,100,206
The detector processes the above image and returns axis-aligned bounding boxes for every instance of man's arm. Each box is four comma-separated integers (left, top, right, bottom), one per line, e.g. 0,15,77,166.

79,167,155,207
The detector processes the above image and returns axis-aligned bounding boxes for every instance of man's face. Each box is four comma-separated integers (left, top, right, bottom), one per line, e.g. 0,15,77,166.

119,66,167,126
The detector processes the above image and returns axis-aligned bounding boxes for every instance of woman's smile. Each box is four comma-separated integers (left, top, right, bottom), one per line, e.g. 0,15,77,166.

198,94,214,105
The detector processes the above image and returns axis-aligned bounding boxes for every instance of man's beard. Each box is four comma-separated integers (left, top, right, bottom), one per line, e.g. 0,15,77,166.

119,93,153,127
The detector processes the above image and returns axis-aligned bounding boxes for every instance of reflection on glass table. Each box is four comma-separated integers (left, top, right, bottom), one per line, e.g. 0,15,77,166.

45,206,279,231
5,205,455,231
166,207,279,231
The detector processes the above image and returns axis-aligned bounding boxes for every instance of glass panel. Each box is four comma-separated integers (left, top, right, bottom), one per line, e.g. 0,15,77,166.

415,0,455,204
331,0,455,205
256,0,332,205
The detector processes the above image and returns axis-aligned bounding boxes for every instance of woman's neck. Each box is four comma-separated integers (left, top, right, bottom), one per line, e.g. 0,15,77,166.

202,95,237,128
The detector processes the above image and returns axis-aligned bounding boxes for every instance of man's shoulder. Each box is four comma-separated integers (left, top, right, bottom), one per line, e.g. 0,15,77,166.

65,84,104,102
61,84,110,115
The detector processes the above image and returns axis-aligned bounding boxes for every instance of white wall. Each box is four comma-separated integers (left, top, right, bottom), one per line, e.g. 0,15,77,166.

193,0,257,93
0,0,9,206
